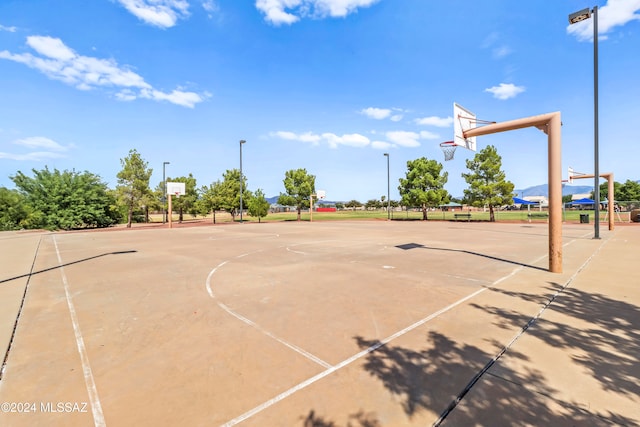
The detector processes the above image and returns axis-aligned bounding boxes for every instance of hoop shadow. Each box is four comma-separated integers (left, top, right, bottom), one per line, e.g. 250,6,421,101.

395,243,547,272
0,250,137,285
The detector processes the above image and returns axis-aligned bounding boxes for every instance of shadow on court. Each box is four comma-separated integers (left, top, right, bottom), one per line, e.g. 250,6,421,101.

474,283,640,401
0,250,137,284
395,243,547,272
301,409,380,427
299,281,639,426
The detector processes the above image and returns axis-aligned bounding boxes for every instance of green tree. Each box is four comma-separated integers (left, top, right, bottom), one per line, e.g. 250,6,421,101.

208,169,250,221
345,200,362,210
11,167,118,230
365,199,381,210
462,145,514,222
617,180,640,201
116,149,153,228
398,157,449,220
0,187,32,230
248,189,270,223
167,174,198,222
197,183,222,223
277,168,315,221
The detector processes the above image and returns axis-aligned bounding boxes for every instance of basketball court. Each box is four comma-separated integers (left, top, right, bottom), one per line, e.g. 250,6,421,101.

1,219,638,426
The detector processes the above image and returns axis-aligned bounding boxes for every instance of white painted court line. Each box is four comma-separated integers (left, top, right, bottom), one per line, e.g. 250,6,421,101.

220,263,532,426
217,302,332,369
53,235,105,427
206,249,332,369
219,232,591,426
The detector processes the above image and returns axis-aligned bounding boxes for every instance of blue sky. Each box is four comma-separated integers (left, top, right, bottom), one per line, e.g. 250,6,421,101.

1,0,639,201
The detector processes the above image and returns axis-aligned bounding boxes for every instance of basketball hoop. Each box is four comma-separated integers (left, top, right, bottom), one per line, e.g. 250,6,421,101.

439,141,457,161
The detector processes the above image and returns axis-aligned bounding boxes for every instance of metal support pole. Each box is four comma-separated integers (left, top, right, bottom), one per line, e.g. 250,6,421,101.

593,5,600,239
239,140,245,223
384,153,390,220
162,161,169,224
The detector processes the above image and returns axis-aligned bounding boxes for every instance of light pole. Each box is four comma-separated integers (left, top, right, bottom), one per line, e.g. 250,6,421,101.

162,161,170,224
239,140,245,223
569,6,599,239
383,153,390,220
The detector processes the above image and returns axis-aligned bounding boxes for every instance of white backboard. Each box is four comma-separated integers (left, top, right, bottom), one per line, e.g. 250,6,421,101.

317,190,326,199
567,167,588,184
166,182,186,196
453,102,477,151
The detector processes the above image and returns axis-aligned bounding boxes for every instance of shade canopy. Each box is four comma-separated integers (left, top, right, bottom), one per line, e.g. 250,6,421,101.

513,197,537,205
572,198,595,205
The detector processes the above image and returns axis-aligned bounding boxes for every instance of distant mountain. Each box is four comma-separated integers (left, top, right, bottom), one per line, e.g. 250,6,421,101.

515,184,593,198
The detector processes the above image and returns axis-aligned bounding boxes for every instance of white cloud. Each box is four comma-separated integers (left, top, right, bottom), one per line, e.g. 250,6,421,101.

484,83,525,100
273,128,434,150
567,0,640,41
361,107,405,122
256,0,380,25
481,31,513,59
139,87,205,108
322,132,370,148
0,24,17,32
271,130,322,144
415,116,453,127
0,35,206,108
271,130,370,148
385,131,421,148
361,107,391,120
1,136,73,161
0,151,66,161
13,136,71,152
202,0,219,17
492,46,512,59
371,140,391,150
116,0,190,28
27,36,76,61
419,130,439,140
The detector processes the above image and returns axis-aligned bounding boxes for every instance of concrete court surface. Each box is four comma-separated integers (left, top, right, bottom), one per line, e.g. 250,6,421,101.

0,220,638,426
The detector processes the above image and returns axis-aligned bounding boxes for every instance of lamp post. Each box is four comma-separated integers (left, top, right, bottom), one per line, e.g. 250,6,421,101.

239,140,245,223
383,153,390,220
569,6,599,239
162,161,170,224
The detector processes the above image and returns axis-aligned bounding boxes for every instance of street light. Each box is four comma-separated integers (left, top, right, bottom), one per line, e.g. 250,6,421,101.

162,161,170,224
383,153,390,220
569,5,600,239
239,140,246,223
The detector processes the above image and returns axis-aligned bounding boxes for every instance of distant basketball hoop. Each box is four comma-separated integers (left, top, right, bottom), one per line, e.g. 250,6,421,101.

166,182,185,197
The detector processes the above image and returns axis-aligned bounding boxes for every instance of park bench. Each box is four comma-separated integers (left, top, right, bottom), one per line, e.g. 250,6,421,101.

454,213,472,222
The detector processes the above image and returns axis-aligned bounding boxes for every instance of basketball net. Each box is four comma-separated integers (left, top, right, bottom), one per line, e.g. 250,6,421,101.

439,141,457,161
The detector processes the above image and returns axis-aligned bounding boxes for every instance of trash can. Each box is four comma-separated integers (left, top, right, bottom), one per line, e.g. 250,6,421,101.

580,213,589,224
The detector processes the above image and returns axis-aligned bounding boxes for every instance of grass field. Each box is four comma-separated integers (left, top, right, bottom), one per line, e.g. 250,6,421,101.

147,208,629,224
